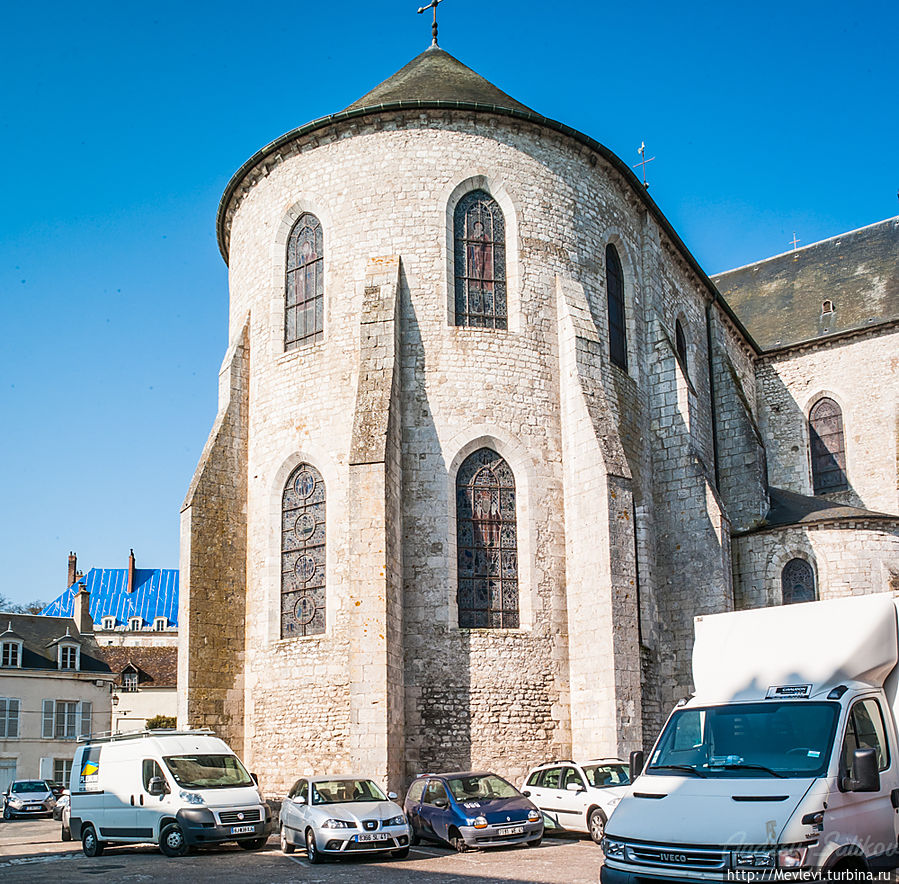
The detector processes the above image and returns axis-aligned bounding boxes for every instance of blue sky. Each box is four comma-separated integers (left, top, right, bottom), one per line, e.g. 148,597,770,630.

1,0,896,605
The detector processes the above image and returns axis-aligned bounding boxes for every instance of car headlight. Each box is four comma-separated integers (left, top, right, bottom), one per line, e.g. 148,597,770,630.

7,796,23,806
733,850,776,868
179,791,205,806
606,796,620,809
321,818,355,828
384,814,406,827
527,810,540,822
471,815,488,829
603,838,625,858
778,846,809,869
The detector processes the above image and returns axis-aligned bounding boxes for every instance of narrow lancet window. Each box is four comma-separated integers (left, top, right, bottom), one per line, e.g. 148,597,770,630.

606,244,627,370
285,213,324,349
675,318,688,377
454,190,507,328
809,397,847,493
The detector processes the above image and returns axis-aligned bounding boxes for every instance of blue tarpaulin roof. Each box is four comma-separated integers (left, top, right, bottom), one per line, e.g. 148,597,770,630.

40,568,179,627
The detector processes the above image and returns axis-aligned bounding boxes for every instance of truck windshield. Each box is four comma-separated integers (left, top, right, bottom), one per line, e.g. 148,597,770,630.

163,754,254,789
648,702,840,778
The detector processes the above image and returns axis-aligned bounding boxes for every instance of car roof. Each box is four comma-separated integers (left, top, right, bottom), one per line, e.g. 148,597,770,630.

413,770,496,780
527,758,626,771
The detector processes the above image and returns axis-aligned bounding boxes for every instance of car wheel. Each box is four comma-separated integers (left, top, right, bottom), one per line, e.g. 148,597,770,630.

82,824,105,857
588,808,607,844
2,806,10,821
280,825,295,854
306,828,323,864
448,828,468,852
410,827,421,846
61,825,72,842
526,836,542,848
159,822,188,857
392,846,410,858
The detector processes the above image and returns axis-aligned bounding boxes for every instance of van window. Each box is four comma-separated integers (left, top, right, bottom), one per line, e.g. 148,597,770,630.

142,759,165,791
163,754,254,789
842,698,890,773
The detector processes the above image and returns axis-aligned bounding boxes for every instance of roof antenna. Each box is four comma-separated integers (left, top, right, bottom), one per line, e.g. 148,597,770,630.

633,141,655,190
417,0,444,47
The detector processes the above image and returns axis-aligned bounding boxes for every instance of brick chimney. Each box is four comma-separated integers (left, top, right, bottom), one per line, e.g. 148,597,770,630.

127,549,136,593
73,584,93,634
67,552,77,588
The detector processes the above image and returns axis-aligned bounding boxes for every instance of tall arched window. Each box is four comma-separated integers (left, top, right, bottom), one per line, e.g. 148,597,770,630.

454,190,507,329
285,213,324,349
606,244,628,370
281,462,326,637
809,397,847,494
781,558,816,605
675,317,688,377
456,448,518,628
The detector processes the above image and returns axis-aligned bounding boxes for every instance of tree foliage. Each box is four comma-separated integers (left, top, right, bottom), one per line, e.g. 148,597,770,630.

0,593,47,615
146,715,176,730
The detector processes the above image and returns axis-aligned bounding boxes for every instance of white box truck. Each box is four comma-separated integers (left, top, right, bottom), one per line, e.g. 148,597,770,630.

69,729,272,857
602,592,899,883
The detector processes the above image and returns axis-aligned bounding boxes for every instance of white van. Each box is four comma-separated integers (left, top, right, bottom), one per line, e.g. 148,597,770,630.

69,729,272,857
603,593,899,884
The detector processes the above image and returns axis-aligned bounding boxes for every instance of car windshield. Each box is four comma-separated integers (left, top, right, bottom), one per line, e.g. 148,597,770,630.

446,774,520,802
12,781,48,793
163,754,254,789
648,701,840,778
311,779,387,805
582,763,630,788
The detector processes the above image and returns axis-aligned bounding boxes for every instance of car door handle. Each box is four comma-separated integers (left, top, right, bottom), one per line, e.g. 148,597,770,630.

130,795,134,806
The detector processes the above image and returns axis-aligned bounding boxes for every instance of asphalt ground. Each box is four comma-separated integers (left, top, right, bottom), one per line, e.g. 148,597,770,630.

0,816,604,883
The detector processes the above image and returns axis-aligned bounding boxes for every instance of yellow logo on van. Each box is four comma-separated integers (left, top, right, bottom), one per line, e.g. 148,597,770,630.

81,760,99,777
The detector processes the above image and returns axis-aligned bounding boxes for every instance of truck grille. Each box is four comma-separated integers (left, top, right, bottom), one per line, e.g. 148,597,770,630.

218,808,261,824
625,843,729,872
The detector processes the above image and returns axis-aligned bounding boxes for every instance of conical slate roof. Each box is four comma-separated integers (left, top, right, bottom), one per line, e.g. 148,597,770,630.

344,46,533,113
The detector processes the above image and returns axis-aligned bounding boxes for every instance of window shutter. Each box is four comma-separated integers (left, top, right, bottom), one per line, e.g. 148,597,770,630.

39,757,53,780
79,701,92,738
0,698,6,739
42,699,55,739
8,699,19,739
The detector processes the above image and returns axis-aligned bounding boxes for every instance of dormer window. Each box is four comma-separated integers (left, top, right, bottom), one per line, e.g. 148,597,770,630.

129,617,142,631
153,617,167,632
123,670,139,692
822,299,834,315
102,616,115,630
58,643,80,671
2,641,22,668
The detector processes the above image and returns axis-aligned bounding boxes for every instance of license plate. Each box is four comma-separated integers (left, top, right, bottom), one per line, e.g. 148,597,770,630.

356,833,389,842
27,806,42,811
231,825,255,834
497,825,524,836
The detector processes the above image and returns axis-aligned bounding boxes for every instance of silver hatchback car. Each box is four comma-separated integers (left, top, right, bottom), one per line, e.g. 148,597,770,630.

279,776,411,863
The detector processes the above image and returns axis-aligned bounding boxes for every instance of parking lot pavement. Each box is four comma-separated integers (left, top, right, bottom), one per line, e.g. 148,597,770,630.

0,818,604,883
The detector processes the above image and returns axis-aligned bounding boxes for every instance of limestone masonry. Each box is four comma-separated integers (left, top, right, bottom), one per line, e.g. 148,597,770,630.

178,46,899,794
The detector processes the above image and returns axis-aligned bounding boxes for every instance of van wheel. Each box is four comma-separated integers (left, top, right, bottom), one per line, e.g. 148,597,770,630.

238,837,267,850
82,824,105,857
280,825,295,854
588,808,607,844
61,825,72,842
306,828,323,864
159,822,188,857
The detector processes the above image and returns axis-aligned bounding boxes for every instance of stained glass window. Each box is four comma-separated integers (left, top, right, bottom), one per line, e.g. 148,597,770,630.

781,558,816,605
281,463,326,637
675,318,688,377
454,190,507,328
606,244,627,370
456,448,518,628
809,397,847,494
285,213,324,349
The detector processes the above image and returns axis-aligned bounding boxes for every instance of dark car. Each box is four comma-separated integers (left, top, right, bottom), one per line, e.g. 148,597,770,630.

404,771,543,851
2,780,56,819
45,780,66,799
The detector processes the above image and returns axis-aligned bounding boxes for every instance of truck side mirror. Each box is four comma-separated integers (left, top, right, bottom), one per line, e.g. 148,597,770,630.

147,777,167,796
844,748,879,793
629,750,645,782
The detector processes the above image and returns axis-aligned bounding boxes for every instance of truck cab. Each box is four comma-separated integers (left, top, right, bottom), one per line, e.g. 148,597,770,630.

602,593,899,883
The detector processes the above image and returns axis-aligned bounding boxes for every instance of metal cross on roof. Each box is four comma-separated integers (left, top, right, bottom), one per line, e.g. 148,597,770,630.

633,141,655,190
790,231,801,250
417,0,444,47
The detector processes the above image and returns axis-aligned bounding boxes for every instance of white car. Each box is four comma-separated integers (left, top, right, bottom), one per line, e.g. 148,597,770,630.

522,758,630,843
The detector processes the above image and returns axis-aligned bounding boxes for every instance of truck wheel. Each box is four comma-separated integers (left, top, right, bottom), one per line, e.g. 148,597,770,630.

589,808,607,844
280,825,295,854
159,822,188,857
306,828,323,864
82,824,105,857
61,825,72,842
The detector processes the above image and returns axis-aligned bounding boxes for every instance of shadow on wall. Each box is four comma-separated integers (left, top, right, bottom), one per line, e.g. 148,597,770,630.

399,268,472,783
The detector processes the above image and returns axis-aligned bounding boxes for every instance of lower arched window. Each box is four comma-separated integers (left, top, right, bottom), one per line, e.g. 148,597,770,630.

781,558,816,605
456,448,518,628
281,463,326,637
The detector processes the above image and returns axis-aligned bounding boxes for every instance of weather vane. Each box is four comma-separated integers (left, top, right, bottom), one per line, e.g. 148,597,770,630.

633,142,655,190
417,0,444,47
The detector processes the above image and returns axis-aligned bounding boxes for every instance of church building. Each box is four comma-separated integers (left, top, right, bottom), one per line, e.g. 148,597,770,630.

178,44,899,793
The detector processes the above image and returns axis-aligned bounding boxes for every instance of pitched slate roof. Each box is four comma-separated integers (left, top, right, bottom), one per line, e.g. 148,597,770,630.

713,216,899,351
96,646,177,688
0,614,112,673
41,568,179,628
344,46,533,113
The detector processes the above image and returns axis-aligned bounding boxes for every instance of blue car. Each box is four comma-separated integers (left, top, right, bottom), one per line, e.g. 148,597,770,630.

404,770,543,851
